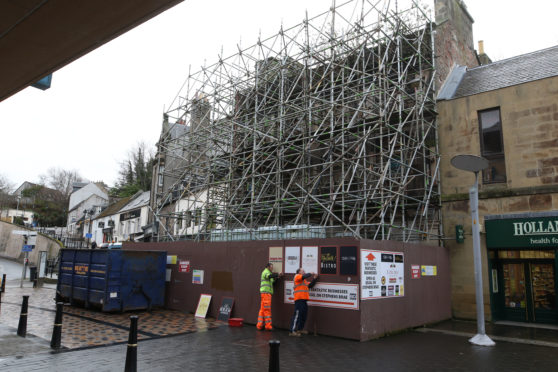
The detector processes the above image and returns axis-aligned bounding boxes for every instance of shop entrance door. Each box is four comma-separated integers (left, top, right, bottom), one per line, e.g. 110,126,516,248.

496,251,557,323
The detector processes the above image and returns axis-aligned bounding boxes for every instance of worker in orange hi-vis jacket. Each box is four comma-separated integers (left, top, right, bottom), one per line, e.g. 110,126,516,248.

289,268,318,336
257,263,283,330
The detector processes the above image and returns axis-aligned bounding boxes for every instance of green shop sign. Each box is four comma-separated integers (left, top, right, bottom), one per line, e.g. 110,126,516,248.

485,216,558,248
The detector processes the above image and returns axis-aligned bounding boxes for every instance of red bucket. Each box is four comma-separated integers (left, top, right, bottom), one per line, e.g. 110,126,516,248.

228,318,243,327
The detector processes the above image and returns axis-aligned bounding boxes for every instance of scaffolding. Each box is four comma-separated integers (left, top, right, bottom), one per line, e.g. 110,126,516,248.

153,0,441,242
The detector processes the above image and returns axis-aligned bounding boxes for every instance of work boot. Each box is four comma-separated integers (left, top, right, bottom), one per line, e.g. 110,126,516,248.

289,331,301,337
298,330,309,335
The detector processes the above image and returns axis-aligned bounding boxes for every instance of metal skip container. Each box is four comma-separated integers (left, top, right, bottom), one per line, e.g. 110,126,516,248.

57,249,166,312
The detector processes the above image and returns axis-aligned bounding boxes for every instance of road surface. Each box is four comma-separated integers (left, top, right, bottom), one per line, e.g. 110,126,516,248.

0,257,29,282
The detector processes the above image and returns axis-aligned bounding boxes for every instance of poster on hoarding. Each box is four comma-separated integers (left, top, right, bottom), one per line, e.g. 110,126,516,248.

361,249,404,300
421,265,437,276
284,281,359,310
320,246,337,274
179,260,190,273
268,246,283,273
192,269,204,284
411,265,421,279
340,246,358,275
285,246,300,273
301,246,318,274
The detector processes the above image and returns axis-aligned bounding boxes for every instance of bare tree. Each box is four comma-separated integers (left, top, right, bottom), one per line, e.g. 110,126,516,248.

0,174,14,194
38,168,85,198
0,174,15,210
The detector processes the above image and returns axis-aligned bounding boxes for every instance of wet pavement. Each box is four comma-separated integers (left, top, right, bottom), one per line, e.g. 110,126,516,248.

1,316,558,371
0,278,224,350
421,319,558,348
1,272,558,370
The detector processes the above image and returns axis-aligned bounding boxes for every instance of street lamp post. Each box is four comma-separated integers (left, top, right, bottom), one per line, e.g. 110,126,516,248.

88,208,93,247
16,194,21,223
83,209,92,248
451,154,495,346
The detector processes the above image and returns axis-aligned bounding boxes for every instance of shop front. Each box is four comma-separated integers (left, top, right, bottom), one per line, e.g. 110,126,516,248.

486,213,558,324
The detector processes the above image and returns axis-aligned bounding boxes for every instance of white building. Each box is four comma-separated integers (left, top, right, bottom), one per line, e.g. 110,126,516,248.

173,188,222,238
117,191,150,242
67,182,109,237
91,191,150,244
0,208,34,225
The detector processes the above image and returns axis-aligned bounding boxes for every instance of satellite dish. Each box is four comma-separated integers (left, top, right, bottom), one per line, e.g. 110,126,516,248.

451,155,489,172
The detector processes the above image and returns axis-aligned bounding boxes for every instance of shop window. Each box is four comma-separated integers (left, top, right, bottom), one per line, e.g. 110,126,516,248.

478,108,506,183
498,250,555,259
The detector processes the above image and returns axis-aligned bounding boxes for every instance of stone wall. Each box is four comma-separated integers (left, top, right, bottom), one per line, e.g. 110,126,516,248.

439,76,558,194
438,75,558,319
0,221,62,265
434,0,479,89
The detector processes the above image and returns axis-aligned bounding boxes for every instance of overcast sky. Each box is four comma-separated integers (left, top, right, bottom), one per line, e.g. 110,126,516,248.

1,0,557,190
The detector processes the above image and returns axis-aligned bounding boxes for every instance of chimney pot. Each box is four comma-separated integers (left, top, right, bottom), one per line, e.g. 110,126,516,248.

478,40,485,55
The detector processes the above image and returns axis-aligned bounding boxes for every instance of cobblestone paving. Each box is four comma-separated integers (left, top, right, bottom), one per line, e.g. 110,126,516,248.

0,281,224,349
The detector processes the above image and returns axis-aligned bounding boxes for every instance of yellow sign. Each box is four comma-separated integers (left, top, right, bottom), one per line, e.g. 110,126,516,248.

421,265,437,276
195,294,212,318
74,265,89,275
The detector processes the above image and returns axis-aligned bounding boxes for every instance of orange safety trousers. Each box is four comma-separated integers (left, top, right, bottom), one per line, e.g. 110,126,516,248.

257,293,273,330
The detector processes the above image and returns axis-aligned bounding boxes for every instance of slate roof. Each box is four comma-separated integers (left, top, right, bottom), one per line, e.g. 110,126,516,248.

120,191,150,213
94,196,132,220
447,45,558,100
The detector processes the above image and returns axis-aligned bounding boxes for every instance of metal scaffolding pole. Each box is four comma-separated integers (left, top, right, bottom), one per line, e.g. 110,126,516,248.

153,0,440,243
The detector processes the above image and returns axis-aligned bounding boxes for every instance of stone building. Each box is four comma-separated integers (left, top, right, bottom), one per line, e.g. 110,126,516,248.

438,45,558,324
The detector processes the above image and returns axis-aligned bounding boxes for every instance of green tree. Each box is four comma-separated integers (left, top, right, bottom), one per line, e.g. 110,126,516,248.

21,185,66,226
112,142,154,197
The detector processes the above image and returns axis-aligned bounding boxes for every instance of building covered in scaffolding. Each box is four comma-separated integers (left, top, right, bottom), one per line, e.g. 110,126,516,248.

151,0,444,243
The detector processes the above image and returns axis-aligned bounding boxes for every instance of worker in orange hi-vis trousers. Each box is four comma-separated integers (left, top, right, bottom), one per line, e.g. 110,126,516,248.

257,263,282,330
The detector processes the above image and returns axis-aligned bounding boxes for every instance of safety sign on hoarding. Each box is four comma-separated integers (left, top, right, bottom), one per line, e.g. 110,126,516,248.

179,260,190,273
360,249,404,300
411,265,421,279
284,281,359,310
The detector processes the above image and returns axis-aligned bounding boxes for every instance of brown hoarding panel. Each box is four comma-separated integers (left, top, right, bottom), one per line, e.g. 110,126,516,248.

123,237,450,341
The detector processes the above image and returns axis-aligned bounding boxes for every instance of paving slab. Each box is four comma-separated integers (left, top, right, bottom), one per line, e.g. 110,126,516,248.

2,274,558,371
1,323,558,371
0,323,51,359
0,279,224,350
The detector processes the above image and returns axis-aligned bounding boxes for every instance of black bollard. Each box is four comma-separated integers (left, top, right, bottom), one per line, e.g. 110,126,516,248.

268,340,280,372
124,315,138,372
17,295,29,337
1,273,6,292
50,302,64,349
